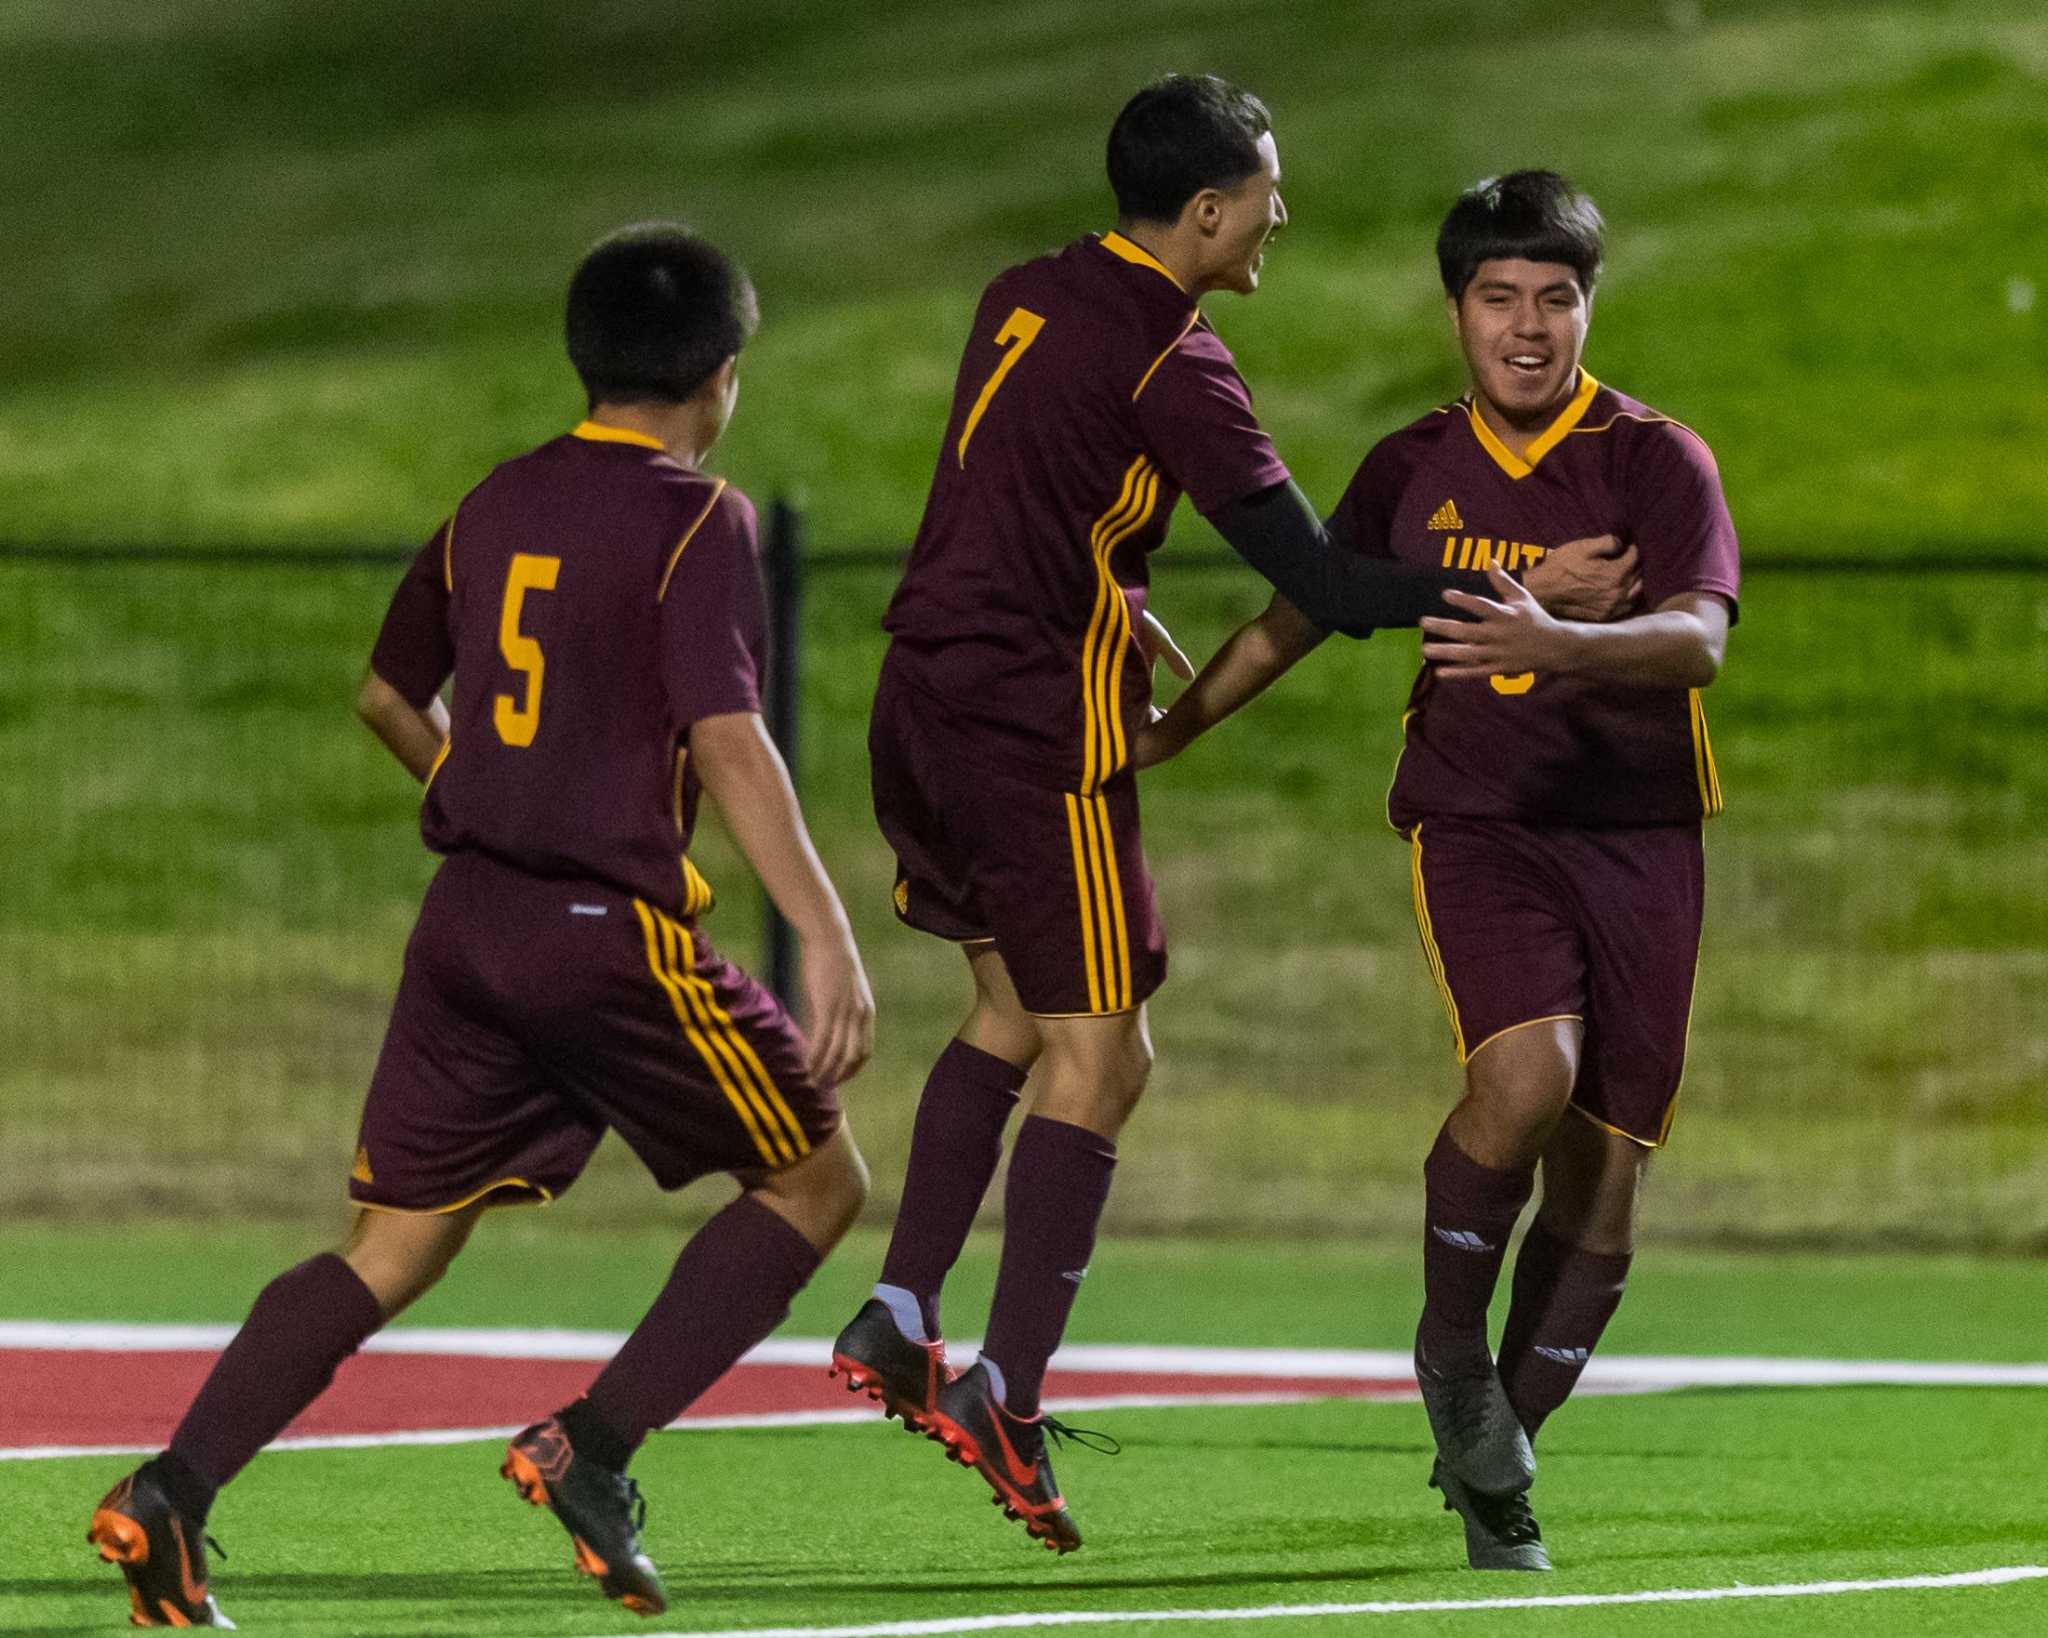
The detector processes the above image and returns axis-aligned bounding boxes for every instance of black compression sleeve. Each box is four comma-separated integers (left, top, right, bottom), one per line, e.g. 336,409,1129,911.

1208,480,1492,637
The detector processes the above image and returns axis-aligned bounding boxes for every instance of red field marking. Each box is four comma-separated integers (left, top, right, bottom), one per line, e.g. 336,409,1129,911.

0,1349,1408,1452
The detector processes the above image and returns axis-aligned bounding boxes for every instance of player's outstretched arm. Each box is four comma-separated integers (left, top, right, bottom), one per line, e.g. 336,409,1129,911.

1215,483,1637,630
355,668,449,782
1420,568,1730,688
689,710,875,1087
1210,481,1437,636
1136,594,1325,769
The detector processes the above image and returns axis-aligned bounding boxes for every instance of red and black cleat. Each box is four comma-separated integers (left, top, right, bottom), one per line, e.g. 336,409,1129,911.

502,1418,667,1617
87,1465,234,1628
921,1362,1118,1554
828,1297,951,1430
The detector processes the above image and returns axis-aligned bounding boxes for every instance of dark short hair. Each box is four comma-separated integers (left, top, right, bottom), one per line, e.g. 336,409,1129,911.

1107,74,1272,224
1436,171,1604,300
565,224,758,406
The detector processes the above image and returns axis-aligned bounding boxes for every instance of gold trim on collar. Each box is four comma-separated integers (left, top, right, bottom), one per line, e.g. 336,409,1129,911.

572,419,667,450
1466,370,1601,479
1100,231,1187,293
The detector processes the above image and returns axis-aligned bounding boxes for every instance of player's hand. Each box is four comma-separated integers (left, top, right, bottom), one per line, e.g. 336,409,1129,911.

1133,606,1196,681
1421,566,1574,680
800,935,875,1088
1523,534,1639,621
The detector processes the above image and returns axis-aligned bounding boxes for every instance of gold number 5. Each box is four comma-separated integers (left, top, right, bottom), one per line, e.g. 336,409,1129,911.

956,306,1046,465
493,552,561,747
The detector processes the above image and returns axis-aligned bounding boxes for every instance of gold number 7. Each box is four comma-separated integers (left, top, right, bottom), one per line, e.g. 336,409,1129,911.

956,306,1046,466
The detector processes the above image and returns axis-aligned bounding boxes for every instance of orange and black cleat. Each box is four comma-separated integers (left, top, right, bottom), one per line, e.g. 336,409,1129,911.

828,1298,950,1429
87,1465,234,1628
502,1418,667,1617
921,1362,1118,1554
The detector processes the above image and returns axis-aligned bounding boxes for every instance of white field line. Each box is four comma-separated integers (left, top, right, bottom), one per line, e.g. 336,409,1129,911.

5,1323,2047,1388
602,1568,2048,1638
0,1392,1336,1463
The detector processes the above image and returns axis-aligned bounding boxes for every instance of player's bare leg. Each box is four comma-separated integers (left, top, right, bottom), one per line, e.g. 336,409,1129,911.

1497,1113,1645,1440
1418,1018,1582,1570
341,1199,490,1316
744,1120,872,1253
959,940,1046,1068
923,1005,1145,1551
90,1202,483,1626
837,943,1037,1423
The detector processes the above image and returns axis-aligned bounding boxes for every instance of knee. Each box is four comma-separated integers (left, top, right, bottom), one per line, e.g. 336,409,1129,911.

1067,1022,1153,1113
1456,1071,1575,1171
342,1239,455,1320
765,1129,869,1249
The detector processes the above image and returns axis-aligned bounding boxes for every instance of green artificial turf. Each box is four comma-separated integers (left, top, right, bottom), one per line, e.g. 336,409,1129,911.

8,1393,2046,1635
8,1227,2044,1632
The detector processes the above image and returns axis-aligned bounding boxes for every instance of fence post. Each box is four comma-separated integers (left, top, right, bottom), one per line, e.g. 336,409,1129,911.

762,496,804,1005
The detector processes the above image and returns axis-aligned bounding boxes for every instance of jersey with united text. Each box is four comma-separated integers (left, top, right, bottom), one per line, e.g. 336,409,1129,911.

883,231,1290,791
368,423,766,919
1332,372,1740,829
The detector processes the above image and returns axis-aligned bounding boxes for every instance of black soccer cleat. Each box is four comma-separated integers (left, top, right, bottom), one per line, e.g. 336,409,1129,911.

87,1463,235,1628
502,1418,667,1617
1431,1459,1553,1571
922,1362,1118,1554
828,1298,950,1429
1414,1333,1536,1496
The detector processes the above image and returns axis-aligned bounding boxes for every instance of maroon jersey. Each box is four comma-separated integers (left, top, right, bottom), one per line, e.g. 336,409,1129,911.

883,232,1290,791
369,422,765,919
1333,373,1740,828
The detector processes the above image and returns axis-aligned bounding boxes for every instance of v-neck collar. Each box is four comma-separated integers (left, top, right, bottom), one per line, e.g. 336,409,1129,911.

1465,369,1600,479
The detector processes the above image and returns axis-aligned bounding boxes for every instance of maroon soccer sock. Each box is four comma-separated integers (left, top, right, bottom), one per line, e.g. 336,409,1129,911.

877,1037,1028,1338
978,1114,1117,1418
580,1193,821,1463
167,1252,385,1502
1497,1219,1632,1439
1416,1124,1535,1374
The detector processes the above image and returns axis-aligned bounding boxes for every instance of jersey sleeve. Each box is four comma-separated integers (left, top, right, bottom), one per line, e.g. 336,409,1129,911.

1133,324,1290,516
1327,439,1406,561
660,488,767,728
368,520,455,709
1628,425,1742,619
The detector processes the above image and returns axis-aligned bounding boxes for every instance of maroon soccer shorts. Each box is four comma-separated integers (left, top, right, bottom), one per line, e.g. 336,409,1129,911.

870,668,1166,1017
349,851,840,1213
1406,817,1705,1147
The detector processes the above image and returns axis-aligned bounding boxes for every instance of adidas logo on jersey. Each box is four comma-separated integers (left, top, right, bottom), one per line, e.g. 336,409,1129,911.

1427,498,1463,531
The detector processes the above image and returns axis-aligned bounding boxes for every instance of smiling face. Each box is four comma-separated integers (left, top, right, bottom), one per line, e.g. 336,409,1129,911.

1450,257,1591,428
1200,131,1287,295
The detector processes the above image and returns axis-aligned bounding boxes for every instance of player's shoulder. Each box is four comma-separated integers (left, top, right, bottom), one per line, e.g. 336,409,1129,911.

996,234,1197,349
1578,382,1720,470
646,469,756,564
1355,399,1466,483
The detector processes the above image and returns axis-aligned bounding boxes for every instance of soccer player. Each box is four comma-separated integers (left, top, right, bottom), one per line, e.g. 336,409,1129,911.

86,225,875,1626
1138,171,1739,1570
827,80,1632,1554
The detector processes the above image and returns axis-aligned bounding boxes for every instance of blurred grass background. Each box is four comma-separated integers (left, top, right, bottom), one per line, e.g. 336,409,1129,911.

3,0,2044,1245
